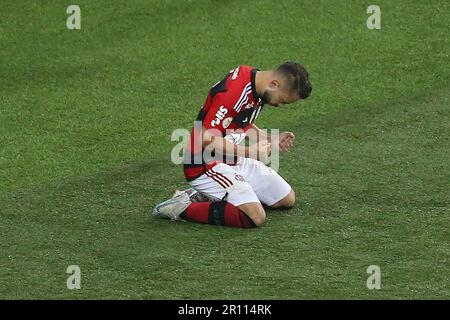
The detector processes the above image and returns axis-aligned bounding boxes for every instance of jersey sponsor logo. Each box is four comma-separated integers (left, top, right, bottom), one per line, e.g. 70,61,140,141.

210,105,228,127
222,117,233,129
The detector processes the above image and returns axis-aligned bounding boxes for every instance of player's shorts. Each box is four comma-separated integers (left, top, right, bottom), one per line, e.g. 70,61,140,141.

189,158,292,207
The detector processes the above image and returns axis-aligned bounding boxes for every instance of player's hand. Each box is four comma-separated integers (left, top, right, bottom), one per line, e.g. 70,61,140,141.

249,140,271,161
278,132,295,152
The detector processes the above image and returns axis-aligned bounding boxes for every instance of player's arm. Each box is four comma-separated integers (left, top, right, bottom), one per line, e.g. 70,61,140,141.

249,124,295,152
248,124,271,142
202,127,270,161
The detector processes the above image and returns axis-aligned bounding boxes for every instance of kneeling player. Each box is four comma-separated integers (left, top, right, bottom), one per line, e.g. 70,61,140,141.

153,62,312,228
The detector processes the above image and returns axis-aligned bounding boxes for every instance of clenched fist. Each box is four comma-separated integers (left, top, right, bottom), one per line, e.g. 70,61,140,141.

278,132,295,152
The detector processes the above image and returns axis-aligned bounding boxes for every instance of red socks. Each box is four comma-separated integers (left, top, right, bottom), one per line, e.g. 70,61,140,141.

181,201,256,228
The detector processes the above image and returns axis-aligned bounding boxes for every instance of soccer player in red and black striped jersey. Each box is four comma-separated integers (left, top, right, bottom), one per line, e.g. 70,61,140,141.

153,62,312,228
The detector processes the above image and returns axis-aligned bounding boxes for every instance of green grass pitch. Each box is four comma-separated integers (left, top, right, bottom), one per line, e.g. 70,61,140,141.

0,0,449,299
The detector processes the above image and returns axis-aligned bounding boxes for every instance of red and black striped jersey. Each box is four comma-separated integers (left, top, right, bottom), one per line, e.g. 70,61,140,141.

183,65,264,181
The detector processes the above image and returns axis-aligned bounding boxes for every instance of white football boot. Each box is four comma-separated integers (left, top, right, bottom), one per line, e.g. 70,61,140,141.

171,187,210,202
153,192,191,221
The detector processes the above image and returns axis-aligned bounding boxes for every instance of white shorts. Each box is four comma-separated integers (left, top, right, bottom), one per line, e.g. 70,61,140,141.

189,158,292,207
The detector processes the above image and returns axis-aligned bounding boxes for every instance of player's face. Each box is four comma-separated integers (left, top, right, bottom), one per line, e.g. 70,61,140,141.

262,79,300,107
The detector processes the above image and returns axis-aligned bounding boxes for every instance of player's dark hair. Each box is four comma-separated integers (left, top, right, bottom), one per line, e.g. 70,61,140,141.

276,61,312,99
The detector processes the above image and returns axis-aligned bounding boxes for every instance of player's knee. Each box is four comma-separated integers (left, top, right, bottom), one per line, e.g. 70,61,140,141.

239,203,266,227
272,189,296,209
255,204,267,226
284,190,296,208
247,205,266,227
251,212,266,227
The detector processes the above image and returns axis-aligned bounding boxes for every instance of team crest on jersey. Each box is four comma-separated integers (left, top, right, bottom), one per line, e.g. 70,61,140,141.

222,117,233,129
